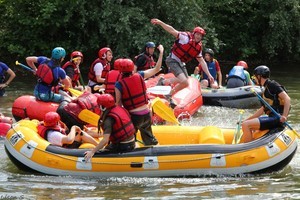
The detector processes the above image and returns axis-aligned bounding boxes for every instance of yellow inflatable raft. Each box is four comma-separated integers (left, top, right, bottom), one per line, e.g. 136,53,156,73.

4,119,298,177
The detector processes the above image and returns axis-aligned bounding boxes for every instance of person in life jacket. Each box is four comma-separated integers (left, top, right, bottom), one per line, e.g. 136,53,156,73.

103,58,123,99
84,94,136,160
0,61,16,96
134,41,157,72
57,91,101,130
62,51,85,91
241,65,291,143
88,47,113,93
151,18,213,97
37,111,98,148
115,45,164,145
226,60,253,88
199,48,222,89
26,47,71,103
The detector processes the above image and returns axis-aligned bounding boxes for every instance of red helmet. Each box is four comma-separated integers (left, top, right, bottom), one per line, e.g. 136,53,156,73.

237,61,248,69
44,112,60,127
114,58,123,70
119,58,134,73
97,94,115,108
98,47,112,59
71,51,83,62
193,26,206,36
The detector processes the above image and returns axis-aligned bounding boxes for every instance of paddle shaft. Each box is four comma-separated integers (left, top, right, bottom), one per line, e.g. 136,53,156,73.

253,89,300,137
16,61,35,72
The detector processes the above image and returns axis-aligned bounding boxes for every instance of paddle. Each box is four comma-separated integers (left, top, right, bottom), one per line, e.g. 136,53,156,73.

251,88,300,138
79,97,179,125
151,97,179,124
15,61,35,72
232,109,245,144
147,86,172,95
78,109,100,126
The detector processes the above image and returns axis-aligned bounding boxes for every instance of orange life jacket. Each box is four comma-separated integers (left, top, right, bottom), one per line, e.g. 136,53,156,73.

119,73,148,111
171,32,203,63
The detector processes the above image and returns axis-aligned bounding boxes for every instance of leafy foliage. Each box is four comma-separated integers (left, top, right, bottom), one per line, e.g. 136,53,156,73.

0,0,298,68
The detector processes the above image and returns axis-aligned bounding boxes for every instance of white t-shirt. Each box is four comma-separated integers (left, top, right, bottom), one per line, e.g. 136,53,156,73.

88,62,104,86
171,32,202,62
47,130,64,146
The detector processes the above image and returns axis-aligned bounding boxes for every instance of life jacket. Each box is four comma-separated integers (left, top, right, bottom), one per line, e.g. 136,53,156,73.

262,79,288,115
228,66,246,81
74,91,101,114
63,92,100,123
119,73,148,111
134,53,156,71
36,60,60,86
37,122,66,140
171,32,202,63
62,61,80,87
104,70,122,97
88,58,111,83
202,59,218,80
101,106,135,144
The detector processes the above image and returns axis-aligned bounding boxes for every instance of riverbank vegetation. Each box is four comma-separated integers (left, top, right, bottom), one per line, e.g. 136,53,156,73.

0,0,298,67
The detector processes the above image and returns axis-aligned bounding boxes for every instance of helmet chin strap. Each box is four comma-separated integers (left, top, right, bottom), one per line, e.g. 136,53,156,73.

100,105,106,112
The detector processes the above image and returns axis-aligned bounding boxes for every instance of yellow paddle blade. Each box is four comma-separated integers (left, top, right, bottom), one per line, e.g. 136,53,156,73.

78,109,100,126
151,97,179,124
232,109,245,144
68,88,83,97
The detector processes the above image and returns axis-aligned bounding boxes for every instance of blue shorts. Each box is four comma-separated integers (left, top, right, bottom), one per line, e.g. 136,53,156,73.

259,115,281,130
34,89,63,103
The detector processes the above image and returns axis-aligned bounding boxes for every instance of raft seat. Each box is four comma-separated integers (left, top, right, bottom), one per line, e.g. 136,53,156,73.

199,126,225,144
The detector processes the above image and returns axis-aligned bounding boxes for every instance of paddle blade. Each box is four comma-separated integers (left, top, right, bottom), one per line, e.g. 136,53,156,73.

151,97,179,124
78,109,100,126
147,86,172,95
232,109,245,144
68,88,83,97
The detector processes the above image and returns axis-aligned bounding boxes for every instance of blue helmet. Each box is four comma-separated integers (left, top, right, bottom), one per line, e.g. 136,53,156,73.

52,47,66,60
145,42,155,48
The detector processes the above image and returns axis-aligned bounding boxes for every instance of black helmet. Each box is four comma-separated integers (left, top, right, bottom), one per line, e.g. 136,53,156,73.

145,42,155,48
205,48,214,57
254,65,270,78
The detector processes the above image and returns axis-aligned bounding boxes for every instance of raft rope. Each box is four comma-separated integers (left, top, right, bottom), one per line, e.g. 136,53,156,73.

9,125,289,166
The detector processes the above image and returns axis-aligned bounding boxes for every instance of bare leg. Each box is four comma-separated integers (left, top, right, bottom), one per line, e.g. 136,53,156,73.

76,132,98,146
241,118,260,143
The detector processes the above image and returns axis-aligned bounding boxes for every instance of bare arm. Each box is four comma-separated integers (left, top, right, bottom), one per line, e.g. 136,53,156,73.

217,71,222,87
115,87,122,106
61,125,80,144
197,57,213,82
143,45,164,79
84,134,110,162
278,91,290,122
26,56,38,71
151,19,179,38
5,68,16,85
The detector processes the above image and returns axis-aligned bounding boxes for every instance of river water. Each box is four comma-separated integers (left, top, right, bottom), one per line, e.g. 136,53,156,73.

0,63,299,199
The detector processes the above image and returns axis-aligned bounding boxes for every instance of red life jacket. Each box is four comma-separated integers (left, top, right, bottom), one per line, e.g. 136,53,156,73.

36,61,60,86
104,70,122,97
74,91,101,114
62,61,80,87
171,32,203,63
101,106,135,144
37,122,66,140
134,53,156,71
63,92,101,123
119,73,148,111
88,58,111,83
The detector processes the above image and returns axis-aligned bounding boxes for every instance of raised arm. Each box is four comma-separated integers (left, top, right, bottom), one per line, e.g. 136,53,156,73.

26,56,38,72
151,19,179,38
143,45,164,79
